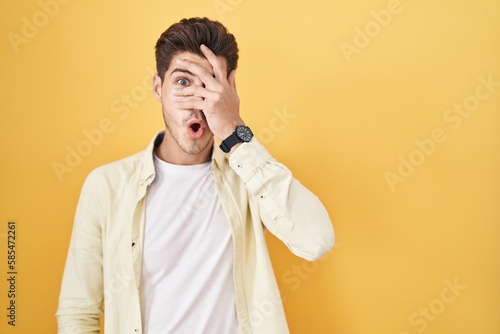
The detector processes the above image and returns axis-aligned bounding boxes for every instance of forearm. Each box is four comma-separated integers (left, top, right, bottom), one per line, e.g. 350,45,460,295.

56,173,105,333
229,138,334,260
57,242,103,334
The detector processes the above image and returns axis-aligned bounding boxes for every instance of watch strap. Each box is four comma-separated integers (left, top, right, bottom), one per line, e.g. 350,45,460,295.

219,132,241,153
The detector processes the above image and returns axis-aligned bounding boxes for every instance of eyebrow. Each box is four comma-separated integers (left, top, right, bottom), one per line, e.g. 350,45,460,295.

170,68,195,76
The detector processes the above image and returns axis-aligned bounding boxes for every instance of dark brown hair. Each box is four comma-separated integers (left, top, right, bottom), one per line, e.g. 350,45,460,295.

155,17,239,81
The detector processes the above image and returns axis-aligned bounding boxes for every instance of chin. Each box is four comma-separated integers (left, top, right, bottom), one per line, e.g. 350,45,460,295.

183,137,213,156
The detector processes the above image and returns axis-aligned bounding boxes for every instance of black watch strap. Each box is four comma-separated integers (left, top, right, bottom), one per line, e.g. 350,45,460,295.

219,125,253,153
219,132,241,153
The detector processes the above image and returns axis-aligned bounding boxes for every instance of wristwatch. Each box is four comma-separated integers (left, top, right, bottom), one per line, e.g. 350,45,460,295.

219,125,253,153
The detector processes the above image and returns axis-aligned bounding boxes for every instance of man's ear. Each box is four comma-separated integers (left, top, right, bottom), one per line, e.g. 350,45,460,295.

152,73,162,102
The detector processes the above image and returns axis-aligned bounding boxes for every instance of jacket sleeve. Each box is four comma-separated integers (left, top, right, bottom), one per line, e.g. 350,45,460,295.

56,171,104,333
228,138,334,261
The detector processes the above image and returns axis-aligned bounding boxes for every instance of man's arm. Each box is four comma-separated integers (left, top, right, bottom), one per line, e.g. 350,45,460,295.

56,171,104,333
229,138,334,261
171,44,334,259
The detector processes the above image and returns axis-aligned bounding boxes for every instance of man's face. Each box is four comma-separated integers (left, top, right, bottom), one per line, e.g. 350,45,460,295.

153,51,218,158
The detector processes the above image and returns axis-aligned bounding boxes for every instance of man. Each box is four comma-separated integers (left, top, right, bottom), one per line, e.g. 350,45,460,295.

56,17,334,334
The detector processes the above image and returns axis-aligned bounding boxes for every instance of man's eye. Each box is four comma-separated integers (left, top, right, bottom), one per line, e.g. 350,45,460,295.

177,78,189,86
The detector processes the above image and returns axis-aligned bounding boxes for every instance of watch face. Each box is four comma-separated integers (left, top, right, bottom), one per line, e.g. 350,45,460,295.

236,126,253,142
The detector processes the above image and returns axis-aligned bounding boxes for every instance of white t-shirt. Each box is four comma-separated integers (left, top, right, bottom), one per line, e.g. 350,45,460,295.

140,155,239,333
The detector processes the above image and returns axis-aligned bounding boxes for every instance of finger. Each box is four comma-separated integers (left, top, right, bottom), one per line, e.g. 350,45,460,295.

176,58,218,90
200,44,227,81
172,85,217,100
175,99,206,111
175,95,204,102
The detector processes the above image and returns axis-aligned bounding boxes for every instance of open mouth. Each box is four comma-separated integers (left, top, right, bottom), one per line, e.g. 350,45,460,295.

191,123,201,132
187,120,205,139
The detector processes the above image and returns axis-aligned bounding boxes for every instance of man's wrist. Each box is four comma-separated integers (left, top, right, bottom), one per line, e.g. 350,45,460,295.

218,119,245,140
219,124,253,153
228,142,242,154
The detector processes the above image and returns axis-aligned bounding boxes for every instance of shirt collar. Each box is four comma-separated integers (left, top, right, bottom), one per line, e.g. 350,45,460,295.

138,133,160,187
211,138,227,170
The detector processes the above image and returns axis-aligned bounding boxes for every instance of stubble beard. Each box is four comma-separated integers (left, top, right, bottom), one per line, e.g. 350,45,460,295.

162,109,212,156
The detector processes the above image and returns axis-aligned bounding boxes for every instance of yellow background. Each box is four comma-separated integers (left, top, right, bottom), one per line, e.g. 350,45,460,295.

1,0,499,333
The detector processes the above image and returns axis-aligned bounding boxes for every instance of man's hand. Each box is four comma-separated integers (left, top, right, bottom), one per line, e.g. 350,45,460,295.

172,44,243,140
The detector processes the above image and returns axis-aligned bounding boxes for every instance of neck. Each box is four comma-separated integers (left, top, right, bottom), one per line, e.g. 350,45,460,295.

154,132,213,165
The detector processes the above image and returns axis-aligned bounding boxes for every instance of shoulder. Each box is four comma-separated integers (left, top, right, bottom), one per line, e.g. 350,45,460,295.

84,150,147,189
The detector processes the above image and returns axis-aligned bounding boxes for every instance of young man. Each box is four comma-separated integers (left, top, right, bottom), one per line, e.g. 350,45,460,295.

56,17,334,334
